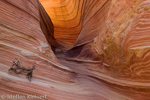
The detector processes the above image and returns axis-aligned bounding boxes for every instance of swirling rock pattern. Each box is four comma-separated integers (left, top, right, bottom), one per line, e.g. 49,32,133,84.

65,0,150,99
1,0,150,100
41,0,150,99
40,0,83,44
0,0,78,100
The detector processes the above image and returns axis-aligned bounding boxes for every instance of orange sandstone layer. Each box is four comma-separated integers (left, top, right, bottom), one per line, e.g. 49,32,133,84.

40,0,111,45
40,0,83,44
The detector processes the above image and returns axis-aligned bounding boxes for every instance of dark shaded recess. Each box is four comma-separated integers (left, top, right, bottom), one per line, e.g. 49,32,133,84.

66,43,100,61
66,45,84,58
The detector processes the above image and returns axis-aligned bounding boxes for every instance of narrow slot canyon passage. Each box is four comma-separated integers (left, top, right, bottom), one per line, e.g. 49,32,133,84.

1,0,150,100
40,0,82,45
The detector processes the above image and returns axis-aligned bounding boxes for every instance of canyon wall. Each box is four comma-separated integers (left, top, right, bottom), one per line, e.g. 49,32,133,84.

0,0,85,100
0,0,150,100
68,0,150,81
66,0,150,99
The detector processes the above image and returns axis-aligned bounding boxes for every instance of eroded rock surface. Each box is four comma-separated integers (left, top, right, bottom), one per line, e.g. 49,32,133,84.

65,0,150,99
0,0,80,100
1,0,150,100
40,0,82,44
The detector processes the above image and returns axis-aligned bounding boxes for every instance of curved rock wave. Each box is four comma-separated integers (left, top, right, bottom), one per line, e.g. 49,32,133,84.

0,0,150,100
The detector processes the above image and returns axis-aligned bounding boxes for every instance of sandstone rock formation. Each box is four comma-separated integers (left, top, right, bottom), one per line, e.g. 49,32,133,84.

0,0,150,100
40,0,82,44
0,0,75,99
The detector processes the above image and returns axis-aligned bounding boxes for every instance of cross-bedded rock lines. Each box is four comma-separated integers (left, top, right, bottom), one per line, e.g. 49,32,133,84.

8,58,35,81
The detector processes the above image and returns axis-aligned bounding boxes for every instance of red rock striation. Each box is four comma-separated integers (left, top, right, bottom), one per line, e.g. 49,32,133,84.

1,0,150,100
0,0,76,100
65,0,150,99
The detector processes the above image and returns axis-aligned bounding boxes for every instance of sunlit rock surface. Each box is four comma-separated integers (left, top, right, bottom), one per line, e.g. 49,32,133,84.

1,0,150,100
40,0,82,44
